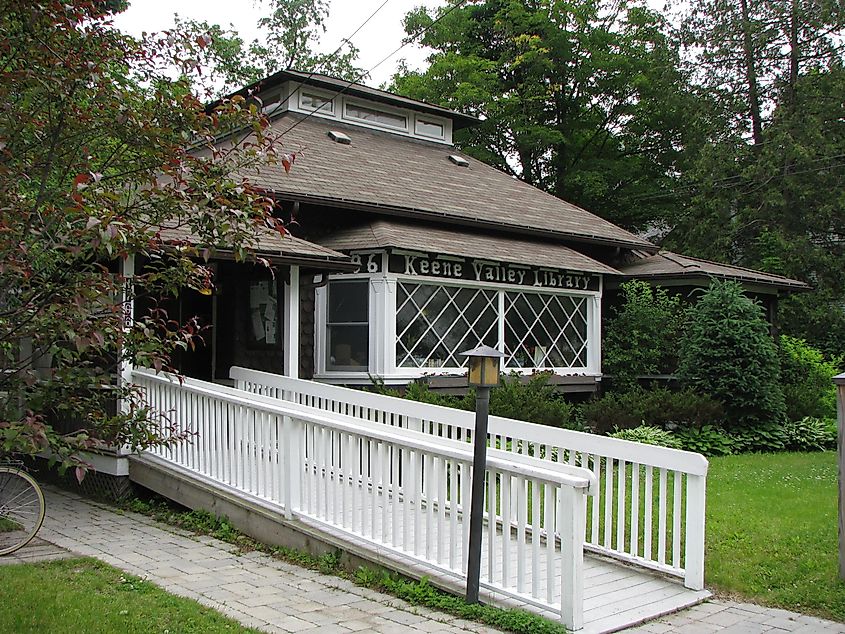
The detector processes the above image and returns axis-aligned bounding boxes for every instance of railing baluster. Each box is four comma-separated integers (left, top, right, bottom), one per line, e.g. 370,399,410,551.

591,454,600,545
449,458,458,570
531,479,541,599
673,471,682,568
631,462,640,557
617,460,627,552
425,453,434,560
545,482,555,605
658,468,668,565
604,457,614,548
644,465,654,560
501,470,511,589
485,469,494,584
516,474,526,594
437,456,448,565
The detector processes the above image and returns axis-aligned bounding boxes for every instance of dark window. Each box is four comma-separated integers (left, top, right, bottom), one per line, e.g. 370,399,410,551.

326,279,369,371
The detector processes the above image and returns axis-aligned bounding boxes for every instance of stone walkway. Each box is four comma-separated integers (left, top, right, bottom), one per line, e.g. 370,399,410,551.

5,488,845,634
34,488,502,634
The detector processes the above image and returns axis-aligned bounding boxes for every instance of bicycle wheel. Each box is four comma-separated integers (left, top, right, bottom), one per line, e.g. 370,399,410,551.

0,467,46,556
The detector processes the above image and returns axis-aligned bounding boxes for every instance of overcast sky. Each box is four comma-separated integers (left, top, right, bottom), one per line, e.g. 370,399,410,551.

112,0,449,87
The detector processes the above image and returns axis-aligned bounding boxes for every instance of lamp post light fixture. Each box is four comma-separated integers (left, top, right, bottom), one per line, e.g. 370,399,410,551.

461,345,504,604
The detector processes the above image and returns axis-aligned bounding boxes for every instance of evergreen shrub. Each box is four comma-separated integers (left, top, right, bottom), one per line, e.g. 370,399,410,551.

579,387,723,434
779,335,841,421
375,373,581,430
603,281,685,391
678,280,786,436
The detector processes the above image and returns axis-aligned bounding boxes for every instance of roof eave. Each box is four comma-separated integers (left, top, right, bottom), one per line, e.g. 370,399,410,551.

618,271,810,293
272,191,658,253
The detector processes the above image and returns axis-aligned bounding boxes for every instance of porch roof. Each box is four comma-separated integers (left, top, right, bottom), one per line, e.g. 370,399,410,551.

157,223,355,270
247,113,655,251
618,250,808,291
316,219,621,276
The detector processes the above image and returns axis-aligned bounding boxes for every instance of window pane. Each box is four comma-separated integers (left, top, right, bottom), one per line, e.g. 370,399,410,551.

416,118,444,139
301,92,333,113
327,325,368,370
504,291,588,369
396,282,497,368
345,103,407,129
328,280,368,323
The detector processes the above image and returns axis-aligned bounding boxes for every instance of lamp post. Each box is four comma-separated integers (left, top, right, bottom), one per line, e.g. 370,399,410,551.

461,345,504,604
835,372,845,579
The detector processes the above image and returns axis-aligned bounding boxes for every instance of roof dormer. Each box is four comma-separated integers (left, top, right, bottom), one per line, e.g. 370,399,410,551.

227,69,478,146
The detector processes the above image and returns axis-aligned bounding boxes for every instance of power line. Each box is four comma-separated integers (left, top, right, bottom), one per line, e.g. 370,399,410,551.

278,0,472,138
630,152,845,204
283,0,394,109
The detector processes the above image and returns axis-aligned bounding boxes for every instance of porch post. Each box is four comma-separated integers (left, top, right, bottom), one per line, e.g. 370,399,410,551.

835,372,845,579
284,265,300,378
119,254,135,397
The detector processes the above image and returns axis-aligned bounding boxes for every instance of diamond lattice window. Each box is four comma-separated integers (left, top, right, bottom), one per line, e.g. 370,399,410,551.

396,282,498,368
504,291,588,369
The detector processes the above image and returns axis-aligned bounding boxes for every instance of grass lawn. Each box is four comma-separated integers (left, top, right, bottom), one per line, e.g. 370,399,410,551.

0,558,260,633
707,451,845,621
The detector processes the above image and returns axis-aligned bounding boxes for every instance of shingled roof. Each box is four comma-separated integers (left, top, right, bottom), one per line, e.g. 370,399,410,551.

317,219,621,275
247,113,655,251
618,250,809,291
157,223,353,269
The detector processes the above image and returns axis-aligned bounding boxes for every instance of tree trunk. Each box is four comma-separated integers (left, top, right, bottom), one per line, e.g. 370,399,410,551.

739,0,764,146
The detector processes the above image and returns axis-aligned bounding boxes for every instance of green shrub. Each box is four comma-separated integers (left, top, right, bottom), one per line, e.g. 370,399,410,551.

678,280,786,431
782,417,837,452
674,425,735,456
603,281,685,391
779,335,841,421
729,423,787,453
488,373,580,430
579,387,723,434
379,373,581,430
609,425,682,449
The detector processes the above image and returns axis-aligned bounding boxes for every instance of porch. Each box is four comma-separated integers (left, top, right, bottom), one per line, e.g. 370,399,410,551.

129,366,710,633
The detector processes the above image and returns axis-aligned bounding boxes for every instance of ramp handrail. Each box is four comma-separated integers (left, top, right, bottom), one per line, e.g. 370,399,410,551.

134,367,594,629
231,366,708,590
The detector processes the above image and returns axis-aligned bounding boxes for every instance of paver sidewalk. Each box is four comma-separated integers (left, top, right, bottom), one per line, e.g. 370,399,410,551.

35,488,502,634
14,488,845,634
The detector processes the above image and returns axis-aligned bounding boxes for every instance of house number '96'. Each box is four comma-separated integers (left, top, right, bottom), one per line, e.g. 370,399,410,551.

351,254,380,273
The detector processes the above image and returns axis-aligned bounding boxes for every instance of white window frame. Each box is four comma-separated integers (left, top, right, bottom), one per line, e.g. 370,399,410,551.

296,87,337,118
414,113,449,141
314,266,602,384
342,97,410,133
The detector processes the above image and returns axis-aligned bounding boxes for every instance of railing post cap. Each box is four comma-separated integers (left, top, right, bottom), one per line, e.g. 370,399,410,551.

835,372,845,386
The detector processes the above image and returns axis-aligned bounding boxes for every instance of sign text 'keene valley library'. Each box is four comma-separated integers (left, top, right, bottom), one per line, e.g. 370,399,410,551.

386,253,600,291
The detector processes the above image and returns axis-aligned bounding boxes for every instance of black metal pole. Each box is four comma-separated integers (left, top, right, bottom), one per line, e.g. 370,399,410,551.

466,385,491,604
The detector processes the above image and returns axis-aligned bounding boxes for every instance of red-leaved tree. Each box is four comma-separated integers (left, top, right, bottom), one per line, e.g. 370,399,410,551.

0,0,288,477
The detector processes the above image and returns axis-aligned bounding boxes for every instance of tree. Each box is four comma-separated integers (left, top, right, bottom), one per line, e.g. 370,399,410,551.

0,0,286,476
174,0,363,99
678,281,786,438
664,0,845,355
603,280,685,392
391,0,708,231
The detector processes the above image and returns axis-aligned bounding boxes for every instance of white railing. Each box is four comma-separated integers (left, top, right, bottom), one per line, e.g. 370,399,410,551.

231,366,708,590
133,368,595,629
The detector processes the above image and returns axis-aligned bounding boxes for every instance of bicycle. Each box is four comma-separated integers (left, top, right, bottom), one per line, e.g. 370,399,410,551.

0,461,46,556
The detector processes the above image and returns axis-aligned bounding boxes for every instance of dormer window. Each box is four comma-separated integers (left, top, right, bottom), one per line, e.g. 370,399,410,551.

344,101,408,131
415,116,445,140
299,90,334,115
